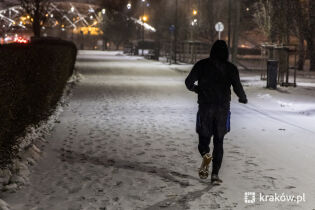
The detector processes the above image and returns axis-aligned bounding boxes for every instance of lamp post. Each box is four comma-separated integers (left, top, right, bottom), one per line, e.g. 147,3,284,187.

101,8,106,50
141,15,148,55
191,19,197,63
174,0,178,63
141,0,146,55
191,9,198,63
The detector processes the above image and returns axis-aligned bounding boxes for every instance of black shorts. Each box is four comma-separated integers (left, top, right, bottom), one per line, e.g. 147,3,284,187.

196,104,230,138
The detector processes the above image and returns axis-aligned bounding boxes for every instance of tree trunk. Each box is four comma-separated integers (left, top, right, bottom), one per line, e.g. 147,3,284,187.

307,39,315,71
115,42,121,50
309,0,315,71
293,0,305,71
270,0,280,43
231,0,240,64
297,34,305,71
33,0,41,38
207,0,215,44
227,0,232,49
33,18,41,38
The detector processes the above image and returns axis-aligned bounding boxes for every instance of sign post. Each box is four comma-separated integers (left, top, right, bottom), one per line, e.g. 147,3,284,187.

215,22,224,40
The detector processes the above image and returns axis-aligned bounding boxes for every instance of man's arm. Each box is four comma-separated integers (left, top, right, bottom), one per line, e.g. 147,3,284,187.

185,62,200,94
231,65,247,103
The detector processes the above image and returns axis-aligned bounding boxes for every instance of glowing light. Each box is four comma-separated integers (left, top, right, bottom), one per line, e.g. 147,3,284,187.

127,3,132,10
193,9,198,16
73,26,102,35
102,9,106,14
4,37,12,42
132,16,156,32
142,15,148,22
50,14,54,18
90,15,93,20
14,36,29,44
71,7,75,13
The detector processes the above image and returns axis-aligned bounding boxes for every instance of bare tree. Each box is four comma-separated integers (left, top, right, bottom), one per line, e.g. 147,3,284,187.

254,0,296,44
0,20,11,38
286,0,315,71
253,0,272,40
20,0,50,38
102,11,136,50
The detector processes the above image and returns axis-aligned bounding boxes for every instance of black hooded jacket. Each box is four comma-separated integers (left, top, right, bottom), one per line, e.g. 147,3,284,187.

185,40,247,105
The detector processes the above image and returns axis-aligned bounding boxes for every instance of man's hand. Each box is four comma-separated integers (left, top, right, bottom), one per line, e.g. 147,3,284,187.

239,98,248,104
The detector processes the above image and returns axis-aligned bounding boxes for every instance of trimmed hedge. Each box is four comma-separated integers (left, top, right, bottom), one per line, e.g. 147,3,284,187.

0,38,77,168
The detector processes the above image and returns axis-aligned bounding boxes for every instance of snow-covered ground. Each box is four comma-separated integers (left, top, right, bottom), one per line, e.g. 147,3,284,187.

2,50,315,210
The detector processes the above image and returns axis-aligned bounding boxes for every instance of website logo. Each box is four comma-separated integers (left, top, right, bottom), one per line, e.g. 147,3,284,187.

244,192,256,204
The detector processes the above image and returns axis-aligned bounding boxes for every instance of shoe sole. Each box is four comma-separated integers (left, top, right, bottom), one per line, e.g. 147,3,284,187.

211,178,223,185
211,180,222,185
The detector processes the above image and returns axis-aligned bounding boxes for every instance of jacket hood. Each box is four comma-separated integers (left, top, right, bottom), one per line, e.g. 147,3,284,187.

210,40,229,61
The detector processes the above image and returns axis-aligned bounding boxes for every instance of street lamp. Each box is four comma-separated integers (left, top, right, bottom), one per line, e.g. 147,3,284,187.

191,17,198,63
142,15,148,22
193,9,198,16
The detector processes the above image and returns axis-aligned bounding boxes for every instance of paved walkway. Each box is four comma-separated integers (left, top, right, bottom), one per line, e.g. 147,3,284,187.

3,51,315,210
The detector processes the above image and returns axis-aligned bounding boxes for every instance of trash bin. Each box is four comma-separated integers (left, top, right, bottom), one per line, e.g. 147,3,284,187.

267,60,278,89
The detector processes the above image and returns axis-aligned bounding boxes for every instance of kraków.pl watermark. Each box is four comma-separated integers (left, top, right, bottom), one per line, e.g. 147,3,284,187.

244,192,306,204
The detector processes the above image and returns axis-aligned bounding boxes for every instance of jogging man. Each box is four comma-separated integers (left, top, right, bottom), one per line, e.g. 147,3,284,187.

185,40,247,184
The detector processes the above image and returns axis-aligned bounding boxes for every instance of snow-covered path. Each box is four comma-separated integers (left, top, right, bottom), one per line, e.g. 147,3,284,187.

3,51,315,210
